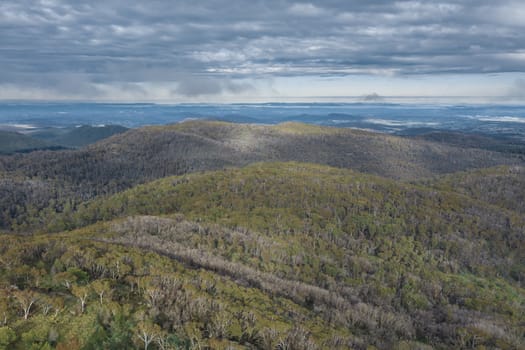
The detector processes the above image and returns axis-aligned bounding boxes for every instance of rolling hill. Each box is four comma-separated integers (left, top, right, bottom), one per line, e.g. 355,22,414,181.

402,129,525,155
1,119,524,349
46,124,129,148
1,121,524,232
423,165,525,213
0,125,128,155
0,130,58,154
4,120,524,182
0,162,523,349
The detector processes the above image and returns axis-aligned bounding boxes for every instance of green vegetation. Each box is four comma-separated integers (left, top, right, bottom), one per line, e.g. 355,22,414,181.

423,165,525,213
46,125,128,148
0,125,128,155
408,130,525,155
0,121,524,349
0,229,348,349
0,131,55,154
1,121,523,233
1,161,523,349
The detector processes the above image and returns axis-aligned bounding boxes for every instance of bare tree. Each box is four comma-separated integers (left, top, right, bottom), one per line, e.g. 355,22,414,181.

91,279,112,305
13,289,38,320
136,321,161,350
71,285,89,314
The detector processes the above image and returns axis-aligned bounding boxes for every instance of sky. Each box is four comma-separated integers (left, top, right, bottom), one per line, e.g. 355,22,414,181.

1,0,525,103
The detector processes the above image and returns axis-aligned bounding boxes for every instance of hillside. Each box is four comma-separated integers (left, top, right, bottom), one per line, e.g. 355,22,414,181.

0,130,57,154
47,125,129,148
5,121,524,182
0,162,523,349
1,121,523,232
423,165,525,213
402,130,525,155
0,125,126,154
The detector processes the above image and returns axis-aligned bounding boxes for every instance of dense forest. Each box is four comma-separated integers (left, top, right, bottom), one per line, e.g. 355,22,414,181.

1,121,523,233
0,131,60,155
0,126,128,155
0,121,523,349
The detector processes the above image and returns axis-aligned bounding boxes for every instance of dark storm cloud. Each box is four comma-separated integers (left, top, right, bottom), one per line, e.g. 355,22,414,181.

0,0,524,97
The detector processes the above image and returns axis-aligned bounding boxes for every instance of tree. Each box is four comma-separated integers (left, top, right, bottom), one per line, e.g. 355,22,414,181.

83,309,135,350
71,285,90,314
0,327,16,350
156,333,179,350
13,289,38,320
135,321,161,350
20,322,53,350
0,290,10,326
91,279,112,306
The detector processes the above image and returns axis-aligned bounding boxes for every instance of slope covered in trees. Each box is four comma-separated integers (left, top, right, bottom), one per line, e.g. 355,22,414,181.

0,131,57,154
1,119,524,349
402,130,525,155
1,229,345,349
1,121,524,232
3,121,523,183
1,162,522,349
0,124,129,155
42,125,129,148
423,165,525,213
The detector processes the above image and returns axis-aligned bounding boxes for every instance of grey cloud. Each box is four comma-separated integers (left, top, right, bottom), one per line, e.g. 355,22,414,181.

174,76,256,97
288,3,328,16
0,0,524,97
175,77,225,96
508,79,525,97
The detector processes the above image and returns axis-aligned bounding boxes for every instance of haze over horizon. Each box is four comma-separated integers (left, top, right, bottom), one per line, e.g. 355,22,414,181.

1,0,525,103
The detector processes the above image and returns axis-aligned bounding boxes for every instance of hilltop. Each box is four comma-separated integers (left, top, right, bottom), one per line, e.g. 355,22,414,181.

3,120,523,181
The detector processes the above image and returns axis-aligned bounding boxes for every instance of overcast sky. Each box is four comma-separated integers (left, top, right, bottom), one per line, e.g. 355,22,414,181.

1,0,524,102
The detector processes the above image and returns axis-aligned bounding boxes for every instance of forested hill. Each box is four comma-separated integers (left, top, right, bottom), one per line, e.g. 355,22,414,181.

0,130,56,154
43,124,129,148
1,121,524,232
0,162,523,349
3,121,524,183
0,125,127,154
88,121,525,181
1,119,524,348
423,165,525,214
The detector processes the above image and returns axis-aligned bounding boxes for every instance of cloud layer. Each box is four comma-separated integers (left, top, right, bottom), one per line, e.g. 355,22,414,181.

0,0,524,100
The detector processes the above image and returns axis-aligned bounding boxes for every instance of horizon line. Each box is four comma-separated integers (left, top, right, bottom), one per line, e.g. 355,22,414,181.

0,95,524,106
